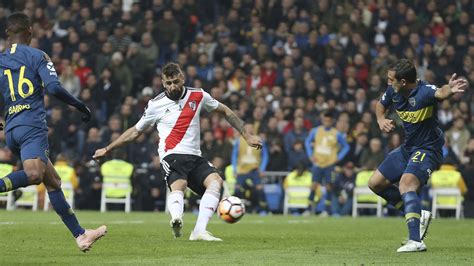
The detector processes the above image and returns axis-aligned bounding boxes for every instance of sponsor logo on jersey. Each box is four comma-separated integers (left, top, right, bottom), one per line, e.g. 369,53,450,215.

46,61,57,76
426,168,432,177
396,106,433,123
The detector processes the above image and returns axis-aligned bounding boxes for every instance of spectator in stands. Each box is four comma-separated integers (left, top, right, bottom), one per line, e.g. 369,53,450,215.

359,138,384,170
446,117,471,161
75,160,102,210
266,139,288,172
110,51,133,100
156,9,180,65
108,22,132,54
330,162,356,217
284,116,309,155
60,65,81,98
287,140,310,171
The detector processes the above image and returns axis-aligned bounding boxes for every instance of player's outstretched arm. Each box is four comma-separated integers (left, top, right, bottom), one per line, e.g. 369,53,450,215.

375,101,395,133
46,81,91,122
435,73,469,100
213,103,263,149
93,127,142,160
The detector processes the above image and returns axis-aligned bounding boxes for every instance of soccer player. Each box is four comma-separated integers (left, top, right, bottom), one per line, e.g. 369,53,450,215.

305,111,350,215
0,13,106,252
93,62,262,241
369,59,468,252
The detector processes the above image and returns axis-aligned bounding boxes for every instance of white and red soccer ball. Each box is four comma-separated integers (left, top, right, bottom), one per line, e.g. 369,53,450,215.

218,196,245,223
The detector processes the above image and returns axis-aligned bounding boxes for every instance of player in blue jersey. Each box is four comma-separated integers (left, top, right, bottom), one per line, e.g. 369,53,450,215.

0,13,106,252
369,59,468,252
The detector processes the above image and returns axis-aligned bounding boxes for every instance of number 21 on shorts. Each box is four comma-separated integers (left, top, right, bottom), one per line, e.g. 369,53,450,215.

411,151,426,163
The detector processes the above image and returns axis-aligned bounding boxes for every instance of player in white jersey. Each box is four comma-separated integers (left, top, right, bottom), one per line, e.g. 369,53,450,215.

93,62,262,241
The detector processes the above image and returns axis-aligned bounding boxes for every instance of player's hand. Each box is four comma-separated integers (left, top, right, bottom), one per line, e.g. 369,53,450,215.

448,73,468,94
78,106,92,123
93,148,109,161
244,134,263,150
377,118,395,133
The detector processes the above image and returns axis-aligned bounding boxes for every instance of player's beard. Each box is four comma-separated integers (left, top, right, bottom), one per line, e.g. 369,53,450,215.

166,87,183,101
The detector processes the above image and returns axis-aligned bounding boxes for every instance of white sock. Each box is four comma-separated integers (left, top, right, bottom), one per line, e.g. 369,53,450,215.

167,190,184,220
193,189,220,233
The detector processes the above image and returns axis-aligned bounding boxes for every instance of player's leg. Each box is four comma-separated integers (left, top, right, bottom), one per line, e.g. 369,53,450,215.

43,160,106,252
397,149,440,252
161,155,192,238
188,158,223,241
399,173,423,241
0,129,44,192
307,166,322,213
0,158,46,193
251,170,267,215
191,173,222,238
234,173,246,199
368,147,406,213
321,166,335,216
167,179,186,238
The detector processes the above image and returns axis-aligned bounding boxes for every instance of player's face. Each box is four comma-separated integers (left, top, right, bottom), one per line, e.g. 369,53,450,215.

387,70,406,92
162,73,185,101
322,116,333,128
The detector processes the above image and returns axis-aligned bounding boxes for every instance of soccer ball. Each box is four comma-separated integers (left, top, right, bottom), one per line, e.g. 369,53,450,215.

218,196,245,223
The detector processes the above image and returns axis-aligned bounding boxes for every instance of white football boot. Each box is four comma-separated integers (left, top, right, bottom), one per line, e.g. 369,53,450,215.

397,240,427,253
419,210,433,240
401,210,433,245
189,231,222,241
170,217,183,238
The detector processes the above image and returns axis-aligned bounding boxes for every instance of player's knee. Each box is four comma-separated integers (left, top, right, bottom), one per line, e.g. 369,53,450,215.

25,169,44,185
170,179,187,191
399,174,420,194
368,177,382,193
207,176,223,192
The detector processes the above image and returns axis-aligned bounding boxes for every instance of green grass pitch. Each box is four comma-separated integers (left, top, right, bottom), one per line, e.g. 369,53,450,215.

0,210,473,264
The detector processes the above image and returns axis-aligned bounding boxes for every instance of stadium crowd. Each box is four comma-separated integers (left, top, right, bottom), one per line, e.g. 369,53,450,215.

0,0,473,215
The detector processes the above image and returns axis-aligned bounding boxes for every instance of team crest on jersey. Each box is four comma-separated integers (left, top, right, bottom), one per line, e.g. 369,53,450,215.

408,97,416,107
188,101,197,111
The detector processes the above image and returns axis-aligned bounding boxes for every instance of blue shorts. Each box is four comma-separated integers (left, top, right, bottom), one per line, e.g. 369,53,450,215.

311,165,335,184
378,146,442,185
236,169,262,187
5,126,49,164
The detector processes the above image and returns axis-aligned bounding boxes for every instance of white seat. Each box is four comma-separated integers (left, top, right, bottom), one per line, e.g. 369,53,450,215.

352,187,383,217
352,170,384,217
44,182,75,211
100,159,134,213
431,187,463,219
0,192,14,210
7,185,39,211
101,182,132,213
283,186,311,215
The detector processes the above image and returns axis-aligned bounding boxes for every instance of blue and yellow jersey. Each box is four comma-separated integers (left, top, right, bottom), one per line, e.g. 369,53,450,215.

0,43,59,132
380,80,444,153
305,126,350,168
231,137,269,175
